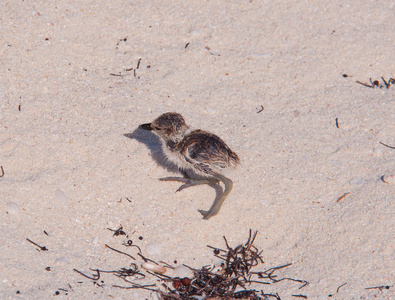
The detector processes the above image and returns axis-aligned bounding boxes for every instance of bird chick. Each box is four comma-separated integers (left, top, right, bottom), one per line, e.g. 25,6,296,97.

139,112,240,220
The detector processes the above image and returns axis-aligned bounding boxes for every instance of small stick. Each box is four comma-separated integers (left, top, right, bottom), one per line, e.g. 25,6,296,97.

137,253,158,264
292,295,307,299
0,166,4,177
73,268,100,280
105,244,135,260
329,282,348,295
26,238,48,251
122,241,142,253
185,42,190,49
336,282,347,293
257,105,264,113
336,192,350,203
207,244,226,253
110,73,123,77
273,277,308,289
113,277,157,291
107,225,127,236
262,263,292,274
335,118,339,128
379,142,395,149
159,261,174,269
136,58,141,69
261,292,281,300
381,77,390,89
356,80,374,88
365,285,392,290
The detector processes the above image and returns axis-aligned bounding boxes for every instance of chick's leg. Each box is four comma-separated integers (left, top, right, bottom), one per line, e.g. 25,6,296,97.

160,176,219,192
198,174,233,220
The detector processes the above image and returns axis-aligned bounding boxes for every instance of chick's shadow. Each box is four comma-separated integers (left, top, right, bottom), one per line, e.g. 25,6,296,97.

124,128,224,203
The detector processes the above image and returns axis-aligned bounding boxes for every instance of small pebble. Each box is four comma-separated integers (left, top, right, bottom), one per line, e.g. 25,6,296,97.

55,189,67,206
373,147,383,156
6,202,21,215
331,160,342,167
91,236,99,245
141,262,166,274
145,243,162,255
172,265,194,278
252,52,272,57
349,178,363,186
382,174,395,184
55,256,70,264
189,29,199,36
205,106,216,114
140,210,151,219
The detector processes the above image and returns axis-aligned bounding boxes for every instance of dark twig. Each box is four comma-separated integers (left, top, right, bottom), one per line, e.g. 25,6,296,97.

26,238,48,251
113,283,157,291
207,244,226,254
159,261,175,269
336,282,347,293
105,244,135,260
356,77,394,89
365,285,392,290
356,80,374,88
328,282,348,296
107,225,127,237
261,292,281,299
292,294,307,299
137,253,160,265
73,268,100,280
96,266,145,279
122,240,142,253
381,77,390,88
336,192,350,203
379,142,395,149
0,166,4,177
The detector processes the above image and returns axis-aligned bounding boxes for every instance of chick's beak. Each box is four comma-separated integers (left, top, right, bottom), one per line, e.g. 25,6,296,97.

139,123,153,131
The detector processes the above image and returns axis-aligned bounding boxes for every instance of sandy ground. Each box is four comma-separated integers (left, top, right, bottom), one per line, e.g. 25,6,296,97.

1,0,394,299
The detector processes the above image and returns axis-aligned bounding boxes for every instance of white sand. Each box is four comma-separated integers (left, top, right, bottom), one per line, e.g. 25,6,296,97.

1,1,394,299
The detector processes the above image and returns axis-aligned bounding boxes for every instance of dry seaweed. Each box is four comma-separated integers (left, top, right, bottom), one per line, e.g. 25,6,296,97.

74,229,308,299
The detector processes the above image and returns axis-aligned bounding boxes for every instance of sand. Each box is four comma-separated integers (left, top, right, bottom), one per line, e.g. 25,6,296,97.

1,0,394,299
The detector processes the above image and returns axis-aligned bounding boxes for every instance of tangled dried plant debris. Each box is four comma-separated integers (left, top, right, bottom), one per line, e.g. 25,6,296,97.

74,229,307,299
